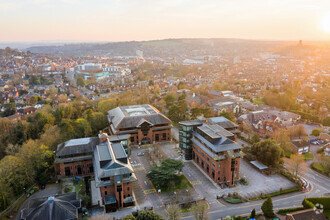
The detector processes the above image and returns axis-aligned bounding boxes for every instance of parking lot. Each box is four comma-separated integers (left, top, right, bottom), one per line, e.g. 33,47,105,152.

161,143,297,200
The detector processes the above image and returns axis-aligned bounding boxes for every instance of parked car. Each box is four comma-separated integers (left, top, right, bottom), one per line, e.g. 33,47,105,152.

137,152,144,156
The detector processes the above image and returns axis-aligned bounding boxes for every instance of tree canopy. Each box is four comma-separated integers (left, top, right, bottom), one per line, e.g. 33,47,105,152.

251,139,282,167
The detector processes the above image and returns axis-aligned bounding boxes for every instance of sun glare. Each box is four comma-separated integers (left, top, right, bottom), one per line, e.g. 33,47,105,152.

321,13,330,33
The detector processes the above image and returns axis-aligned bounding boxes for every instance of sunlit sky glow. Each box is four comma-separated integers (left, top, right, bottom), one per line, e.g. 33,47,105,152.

0,0,330,42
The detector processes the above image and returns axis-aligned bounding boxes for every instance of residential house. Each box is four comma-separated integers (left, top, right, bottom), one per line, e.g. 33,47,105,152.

286,209,327,220
17,106,37,117
237,110,280,137
5,113,21,122
290,139,310,154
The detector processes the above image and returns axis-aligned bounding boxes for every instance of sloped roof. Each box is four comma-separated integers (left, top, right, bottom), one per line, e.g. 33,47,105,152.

108,104,171,130
208,117,238,129
93,140,133,181
56,137,99,157
20,192,81,220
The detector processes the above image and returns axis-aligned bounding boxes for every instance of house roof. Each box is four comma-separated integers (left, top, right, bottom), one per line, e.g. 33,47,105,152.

291,140,310,148
208,117,238,129
20,192,81,220
286,208,327,220
108,104,171,130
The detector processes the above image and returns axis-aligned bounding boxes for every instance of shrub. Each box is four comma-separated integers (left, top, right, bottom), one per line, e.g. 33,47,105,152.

250,208,256,218
305,197,330,209
261,197,274,218
278,207,305,215
302,199,315,209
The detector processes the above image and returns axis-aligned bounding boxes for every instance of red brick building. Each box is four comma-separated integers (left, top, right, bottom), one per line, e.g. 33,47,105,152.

93,133,136,212
55,133,135,212
108,104,172,145
55,137,98,178
180,122,242,186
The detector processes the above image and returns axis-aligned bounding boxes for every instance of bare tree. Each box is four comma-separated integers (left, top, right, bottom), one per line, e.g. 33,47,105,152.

191,202,208,220
166,204,182,220
285,154,307,177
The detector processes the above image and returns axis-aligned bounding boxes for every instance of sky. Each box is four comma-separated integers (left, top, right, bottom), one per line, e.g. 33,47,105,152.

0,0,330,42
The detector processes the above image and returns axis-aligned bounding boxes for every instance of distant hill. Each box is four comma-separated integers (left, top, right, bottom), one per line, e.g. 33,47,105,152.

26,38,290,57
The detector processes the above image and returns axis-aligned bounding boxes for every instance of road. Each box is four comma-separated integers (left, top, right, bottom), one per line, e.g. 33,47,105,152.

169,128,330,219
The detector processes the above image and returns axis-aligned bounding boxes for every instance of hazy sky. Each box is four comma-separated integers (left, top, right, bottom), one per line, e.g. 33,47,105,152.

0,0,330,42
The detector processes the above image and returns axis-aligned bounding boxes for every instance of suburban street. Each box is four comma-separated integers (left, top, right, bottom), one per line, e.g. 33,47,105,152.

102,128,330,219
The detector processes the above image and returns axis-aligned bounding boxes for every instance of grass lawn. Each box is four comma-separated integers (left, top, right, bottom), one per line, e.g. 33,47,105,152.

252,98,264,105
304,153,314,160
74,180,85,198
224,196,243,204
323,210,330,219
156,175,192,192
311,162,330,176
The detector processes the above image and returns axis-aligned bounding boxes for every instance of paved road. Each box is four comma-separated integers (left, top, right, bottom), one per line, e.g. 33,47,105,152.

130,148,165,216
170,128,330,219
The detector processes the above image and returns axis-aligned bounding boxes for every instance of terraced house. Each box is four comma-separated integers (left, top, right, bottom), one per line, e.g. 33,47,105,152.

179,121,242,187
108,104,172,145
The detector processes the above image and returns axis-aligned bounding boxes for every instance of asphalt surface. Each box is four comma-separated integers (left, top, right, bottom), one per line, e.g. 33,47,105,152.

169,128,330,219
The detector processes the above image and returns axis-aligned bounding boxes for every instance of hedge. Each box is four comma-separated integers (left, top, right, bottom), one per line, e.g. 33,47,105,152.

248,186,302,201
304,197,330,210
278,206,305,215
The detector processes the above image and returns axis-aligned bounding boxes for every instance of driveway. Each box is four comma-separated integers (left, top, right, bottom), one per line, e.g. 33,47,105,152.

161,143,297,200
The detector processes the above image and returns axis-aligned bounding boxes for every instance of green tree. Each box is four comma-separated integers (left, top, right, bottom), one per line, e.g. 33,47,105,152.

123,214,136,220
218,111,235,122
164,94,176,107
251,139,282,167
250,208,256,218
73,118,92,138
147,159,184,189
311,129,320,137
136,210,164,220
161,159,184,173
77,77,85,87
322,116,330,126
261,197,274,218
251,134,260,144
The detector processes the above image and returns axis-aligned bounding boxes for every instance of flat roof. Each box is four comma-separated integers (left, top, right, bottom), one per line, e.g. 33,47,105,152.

65,138,91,147
250,161,268,170
179,120,203,126
198,125,222,139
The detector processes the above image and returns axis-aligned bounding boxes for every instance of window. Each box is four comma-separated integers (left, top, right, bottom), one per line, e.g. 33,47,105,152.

130,136,135,143
127,187,130,191
89,164,93,173
235,160,238,165
218,171,220,174
104,186,107,189
218,164,221,168
162,133,166,140
212,162,215,167
155,134,159,141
